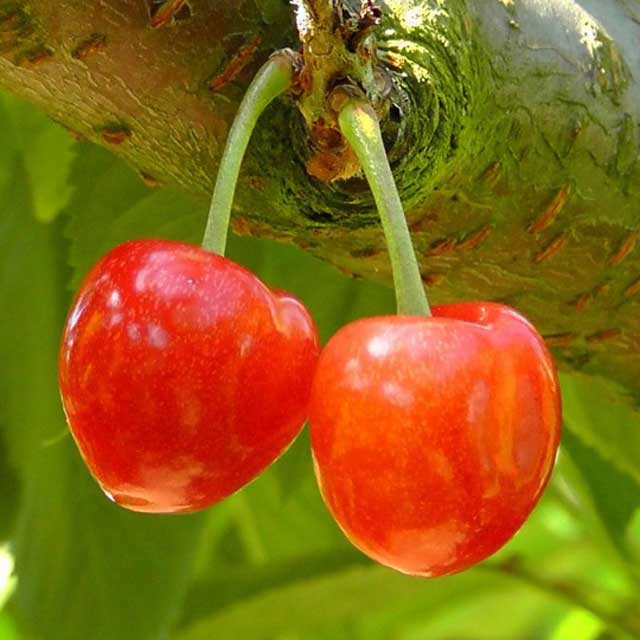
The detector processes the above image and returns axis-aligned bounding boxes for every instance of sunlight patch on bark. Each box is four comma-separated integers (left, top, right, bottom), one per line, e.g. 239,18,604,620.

291,0,312,38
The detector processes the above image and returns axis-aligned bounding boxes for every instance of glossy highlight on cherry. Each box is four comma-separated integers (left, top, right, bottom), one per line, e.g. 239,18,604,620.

309,302,562,577
59,239,320,513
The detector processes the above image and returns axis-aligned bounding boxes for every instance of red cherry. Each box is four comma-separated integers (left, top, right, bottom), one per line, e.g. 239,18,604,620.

59,239,319,513
309,302,561,577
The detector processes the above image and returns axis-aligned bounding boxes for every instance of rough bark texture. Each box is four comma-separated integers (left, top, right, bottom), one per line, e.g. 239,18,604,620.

1,0,639,402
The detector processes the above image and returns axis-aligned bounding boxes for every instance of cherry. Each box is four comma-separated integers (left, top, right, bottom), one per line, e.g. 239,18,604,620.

303,98,563,576
59,239,319,513
309,302,561,576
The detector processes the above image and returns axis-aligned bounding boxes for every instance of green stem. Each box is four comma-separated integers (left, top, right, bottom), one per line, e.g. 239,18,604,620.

338,100,431,316
202,52,295,255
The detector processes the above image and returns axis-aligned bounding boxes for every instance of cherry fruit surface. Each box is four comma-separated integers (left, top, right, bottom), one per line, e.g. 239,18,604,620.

309,302,562,576
59,239,319,513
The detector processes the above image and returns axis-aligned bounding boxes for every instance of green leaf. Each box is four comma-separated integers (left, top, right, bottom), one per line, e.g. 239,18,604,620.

550,610,604,640
218,455,348,564
560,372,640,557
179,548,365,629
561,430,640,557
0,438,18,544
176,559,581,640
0,92,74,222
0,158,67,472
555,371,640,566
627,510,640,565
559,372,640,489
0,612,18,640
0,90,73,551
175,565,489,640
375,580,560,640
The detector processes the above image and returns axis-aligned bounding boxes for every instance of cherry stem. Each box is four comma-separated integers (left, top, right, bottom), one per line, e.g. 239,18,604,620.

338,99,431,316
202,52,295,255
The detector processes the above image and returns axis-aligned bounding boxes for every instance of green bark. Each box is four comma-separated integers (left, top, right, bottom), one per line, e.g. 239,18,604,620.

0,0,639,400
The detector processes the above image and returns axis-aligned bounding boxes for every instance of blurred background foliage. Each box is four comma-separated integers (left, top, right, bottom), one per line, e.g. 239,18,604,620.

0,91,639,640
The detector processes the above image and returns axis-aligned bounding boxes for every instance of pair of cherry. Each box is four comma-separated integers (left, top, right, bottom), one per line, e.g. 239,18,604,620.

59,54,561,578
